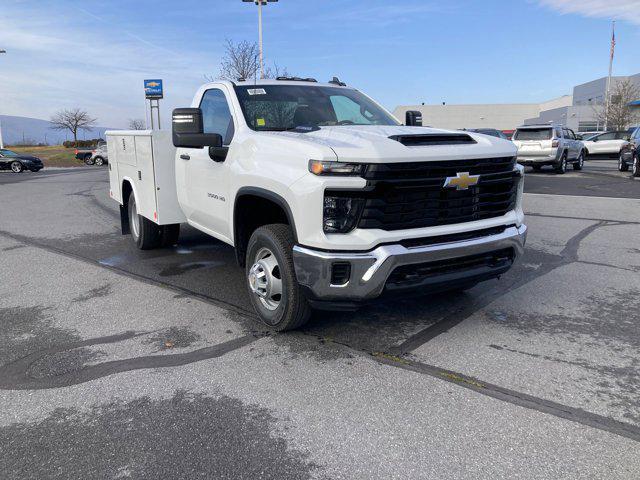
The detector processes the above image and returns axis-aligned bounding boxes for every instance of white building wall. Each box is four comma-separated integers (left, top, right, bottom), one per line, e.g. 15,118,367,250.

393,104,541,130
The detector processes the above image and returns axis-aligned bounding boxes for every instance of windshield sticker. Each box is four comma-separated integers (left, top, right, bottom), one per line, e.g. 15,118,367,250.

256,118,266,127
247,88,267,95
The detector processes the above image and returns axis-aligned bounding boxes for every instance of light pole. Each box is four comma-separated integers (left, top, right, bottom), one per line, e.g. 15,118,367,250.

0,49,5,148
242,0,278,79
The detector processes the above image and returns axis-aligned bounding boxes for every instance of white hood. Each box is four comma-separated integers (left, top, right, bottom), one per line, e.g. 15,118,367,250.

271,125,517,163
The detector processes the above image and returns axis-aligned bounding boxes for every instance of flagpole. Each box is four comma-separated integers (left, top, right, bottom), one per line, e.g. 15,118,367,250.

604,20,615,131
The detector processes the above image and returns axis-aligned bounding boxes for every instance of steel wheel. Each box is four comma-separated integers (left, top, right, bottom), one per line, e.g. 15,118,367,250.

248,247,282,311
11,161,23,173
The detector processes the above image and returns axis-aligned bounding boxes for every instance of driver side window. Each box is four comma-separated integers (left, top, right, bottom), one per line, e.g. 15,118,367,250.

330,95,374,125
200,89,235,145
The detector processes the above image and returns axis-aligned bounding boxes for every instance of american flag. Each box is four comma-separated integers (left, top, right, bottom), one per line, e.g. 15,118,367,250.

610,25,616,61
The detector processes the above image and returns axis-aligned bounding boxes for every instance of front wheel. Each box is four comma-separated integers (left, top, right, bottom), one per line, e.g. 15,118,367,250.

11,161,23,173
633,154,640,177
128,191,161,250
245,224,311,331
573,151,584,170
618,154,629,172
555,153,567,174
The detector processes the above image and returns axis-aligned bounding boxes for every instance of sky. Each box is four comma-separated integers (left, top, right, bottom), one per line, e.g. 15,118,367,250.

1,0,639,128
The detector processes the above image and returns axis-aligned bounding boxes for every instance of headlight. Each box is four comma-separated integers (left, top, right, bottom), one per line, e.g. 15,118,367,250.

323,195,364,233
309,160,365,176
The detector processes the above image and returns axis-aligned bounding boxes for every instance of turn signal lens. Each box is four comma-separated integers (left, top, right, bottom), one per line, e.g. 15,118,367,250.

309,160,365,176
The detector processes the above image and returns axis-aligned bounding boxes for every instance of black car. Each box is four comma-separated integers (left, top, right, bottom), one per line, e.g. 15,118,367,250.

619,127,640,176
0,148,44,173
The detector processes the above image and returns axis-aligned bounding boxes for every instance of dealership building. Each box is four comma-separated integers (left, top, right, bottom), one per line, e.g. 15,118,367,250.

393,73,640,133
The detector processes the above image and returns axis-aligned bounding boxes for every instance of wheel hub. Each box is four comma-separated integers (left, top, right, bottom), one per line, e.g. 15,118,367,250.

248,248,282,311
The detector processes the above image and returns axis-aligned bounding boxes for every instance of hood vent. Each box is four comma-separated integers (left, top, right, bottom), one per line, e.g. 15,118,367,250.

389,134,477,146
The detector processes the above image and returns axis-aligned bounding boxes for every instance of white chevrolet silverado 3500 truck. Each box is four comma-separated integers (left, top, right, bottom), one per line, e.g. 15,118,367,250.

107,78,527,331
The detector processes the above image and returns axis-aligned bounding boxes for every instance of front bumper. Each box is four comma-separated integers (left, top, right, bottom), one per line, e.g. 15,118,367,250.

293,224,527,303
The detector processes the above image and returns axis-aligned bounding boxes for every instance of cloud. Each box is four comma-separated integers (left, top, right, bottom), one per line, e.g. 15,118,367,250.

0,2,221,127
536,0,640,25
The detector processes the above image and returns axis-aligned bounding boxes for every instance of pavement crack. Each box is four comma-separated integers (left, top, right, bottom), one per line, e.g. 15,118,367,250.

371,354,640,444
0,332,262,390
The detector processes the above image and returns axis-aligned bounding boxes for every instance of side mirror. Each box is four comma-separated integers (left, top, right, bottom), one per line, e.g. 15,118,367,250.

405,110,423,127
172,108,222,148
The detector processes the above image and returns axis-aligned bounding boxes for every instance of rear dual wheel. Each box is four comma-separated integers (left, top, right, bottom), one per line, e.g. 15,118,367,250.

127,192,180,249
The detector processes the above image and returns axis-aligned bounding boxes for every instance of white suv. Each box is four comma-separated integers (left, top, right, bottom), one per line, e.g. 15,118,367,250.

512,124,585,173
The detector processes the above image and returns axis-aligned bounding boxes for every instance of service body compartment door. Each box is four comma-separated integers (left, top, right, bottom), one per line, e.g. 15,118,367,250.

133,135,158,222
106,136,121,203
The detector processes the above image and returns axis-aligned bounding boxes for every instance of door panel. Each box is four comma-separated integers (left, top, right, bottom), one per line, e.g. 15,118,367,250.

183,87,235,241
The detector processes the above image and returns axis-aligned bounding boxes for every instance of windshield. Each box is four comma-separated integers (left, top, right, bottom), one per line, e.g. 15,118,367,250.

0,149,19,157
513,128,552,141
233,84,399,131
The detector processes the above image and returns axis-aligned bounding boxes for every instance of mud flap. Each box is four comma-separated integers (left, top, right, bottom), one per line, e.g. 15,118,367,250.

120,204,131,235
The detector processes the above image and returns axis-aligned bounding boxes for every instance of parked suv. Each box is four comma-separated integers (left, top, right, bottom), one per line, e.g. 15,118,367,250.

512,125,585,173
582,131,629,158
88,144,109,166
619,126,640,175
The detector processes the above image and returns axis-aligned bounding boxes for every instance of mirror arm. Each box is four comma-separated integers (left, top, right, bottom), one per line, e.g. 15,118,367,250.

209,146,228,162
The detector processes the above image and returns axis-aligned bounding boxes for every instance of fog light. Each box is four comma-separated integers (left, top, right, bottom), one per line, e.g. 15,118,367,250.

331,262,351,286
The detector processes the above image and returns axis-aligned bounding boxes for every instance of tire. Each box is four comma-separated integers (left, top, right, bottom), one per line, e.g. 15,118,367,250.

84,156,95,166
555,153,567,174
573,151,584,170
127,191,161,250
245,224,311,331
10,161,23,173
94,156,105,166
618,154,629,172
160,224,181,247
532,165,542,172
633,154,640,178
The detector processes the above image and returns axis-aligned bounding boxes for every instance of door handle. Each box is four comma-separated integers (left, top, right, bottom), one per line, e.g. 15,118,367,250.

180,154,190,161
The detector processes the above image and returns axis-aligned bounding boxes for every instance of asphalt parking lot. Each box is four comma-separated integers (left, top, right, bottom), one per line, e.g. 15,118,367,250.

1,158,639,479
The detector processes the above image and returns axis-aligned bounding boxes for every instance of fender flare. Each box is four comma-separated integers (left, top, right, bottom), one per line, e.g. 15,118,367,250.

233,187,298,243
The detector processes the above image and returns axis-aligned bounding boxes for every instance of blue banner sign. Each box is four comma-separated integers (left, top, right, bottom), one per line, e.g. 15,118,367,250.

144,79,163,99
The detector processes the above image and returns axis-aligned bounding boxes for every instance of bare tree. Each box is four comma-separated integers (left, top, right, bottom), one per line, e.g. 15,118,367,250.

50,108,97,147
593,79,640,131
207,39,292,81
216,39,260,81
128,118,146,130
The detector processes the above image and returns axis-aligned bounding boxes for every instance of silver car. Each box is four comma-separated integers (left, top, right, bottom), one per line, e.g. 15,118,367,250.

88,143,109,166
512,124,585,174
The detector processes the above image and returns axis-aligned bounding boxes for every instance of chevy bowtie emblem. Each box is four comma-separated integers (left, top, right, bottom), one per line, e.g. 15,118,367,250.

443,172,480,190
